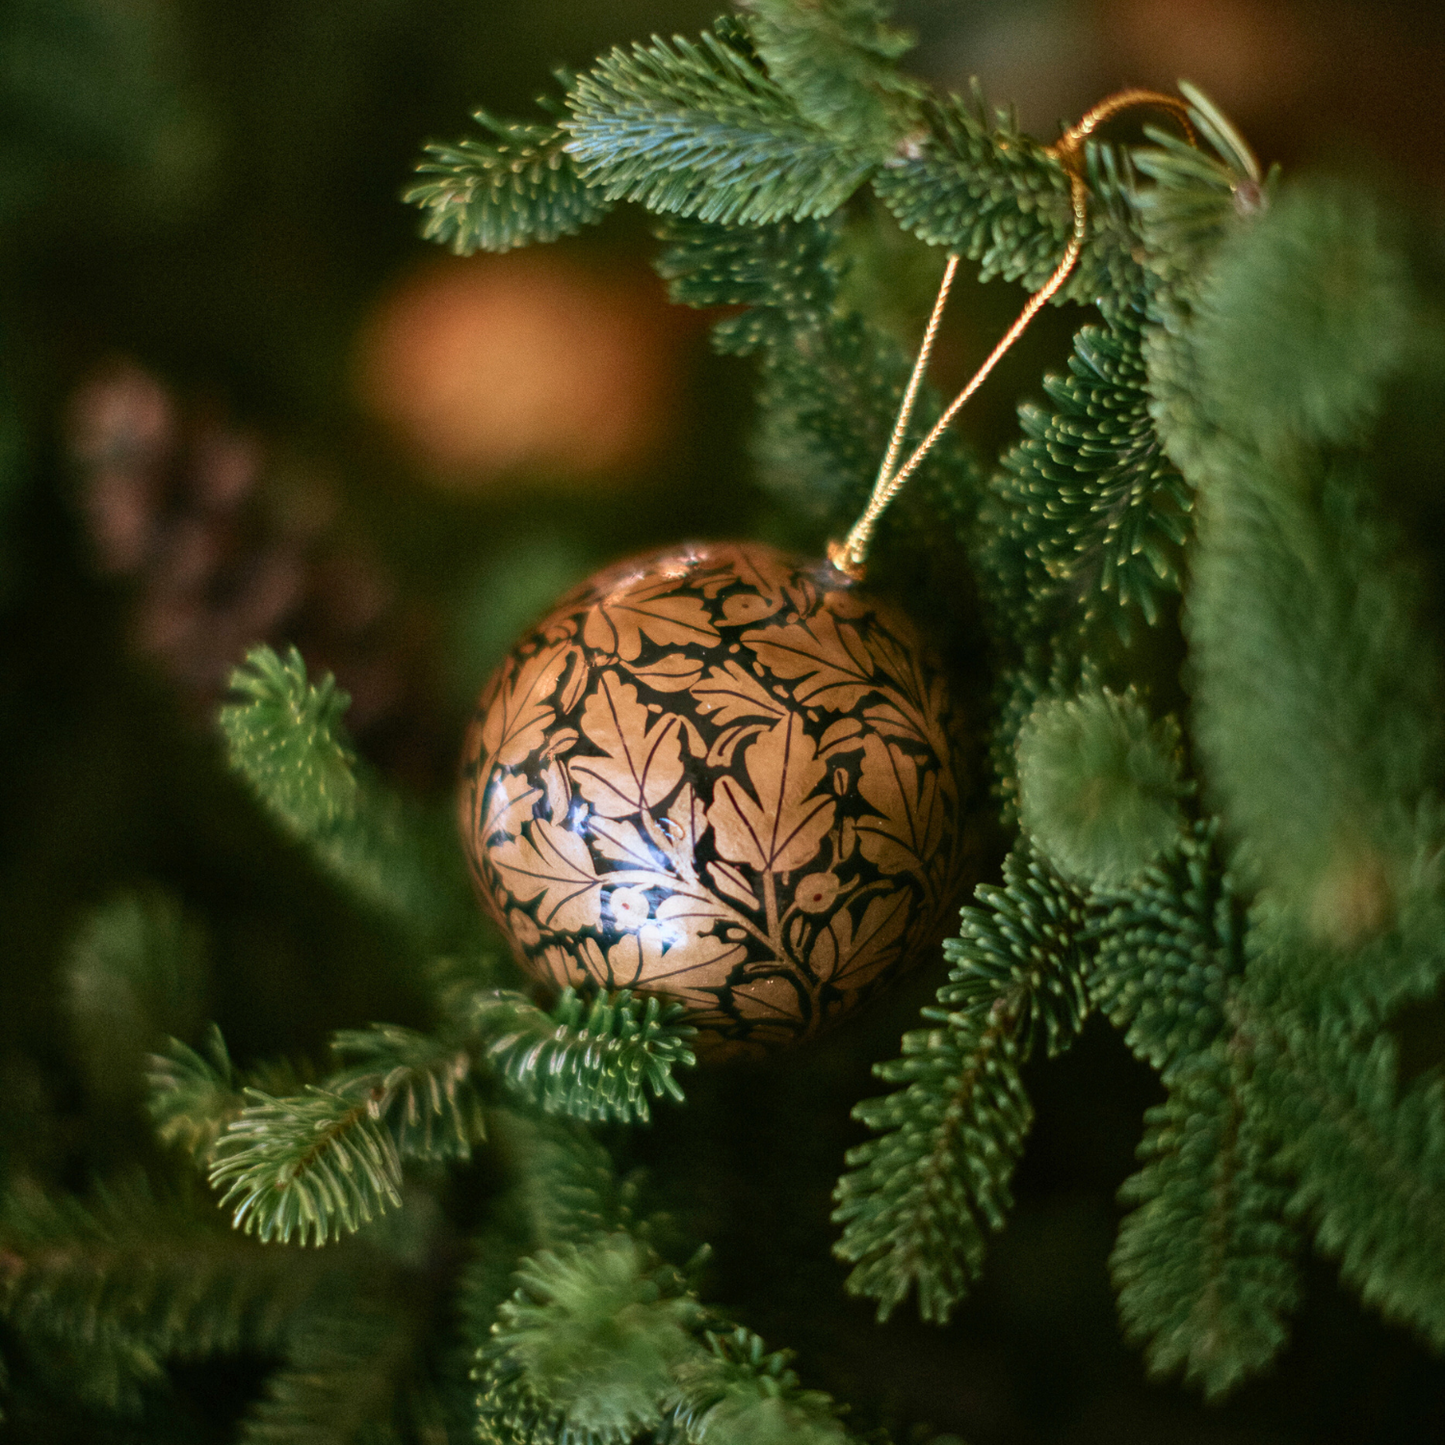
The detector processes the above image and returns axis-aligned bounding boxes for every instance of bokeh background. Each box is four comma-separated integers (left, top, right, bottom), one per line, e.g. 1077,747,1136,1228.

3,1,1445,1440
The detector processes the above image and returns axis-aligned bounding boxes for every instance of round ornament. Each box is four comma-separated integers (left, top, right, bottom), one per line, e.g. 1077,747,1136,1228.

459,541,977,1056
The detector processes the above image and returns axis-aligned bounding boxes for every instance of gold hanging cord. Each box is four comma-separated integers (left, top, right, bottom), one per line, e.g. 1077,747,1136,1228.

828,88,1197,580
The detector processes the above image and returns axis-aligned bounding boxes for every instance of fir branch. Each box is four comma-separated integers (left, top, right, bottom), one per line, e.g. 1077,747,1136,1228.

940,848,1095,1060
146,1025,244,1162
1133,82,1267,301
0,1175,333,1377
208,1088,404,1246
1258,994,1445,1350
478,987,696,1126
406,108,612,254
871,88,1141,304
663,1326,850,1445
328,1023,487,1164
1171,181,1441,946
989,303,1193,630
654,213,841,355
1016,689,1185,888
238,1286,428,1445
220,645,477,952
657,212,979,529
565,23,878,225
65,889,209,1104
833,849,1090,1322
1111,1054,1301,1399
475,1233,708,1445
741,0,922,148
1090,820,1245,1082
221,644,358,830
489,1109,636,1251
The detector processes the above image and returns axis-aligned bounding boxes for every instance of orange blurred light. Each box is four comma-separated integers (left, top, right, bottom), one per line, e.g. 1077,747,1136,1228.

354,249,683,488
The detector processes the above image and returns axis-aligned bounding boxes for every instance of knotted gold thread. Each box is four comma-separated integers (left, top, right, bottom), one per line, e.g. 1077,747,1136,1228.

828,88,1197,581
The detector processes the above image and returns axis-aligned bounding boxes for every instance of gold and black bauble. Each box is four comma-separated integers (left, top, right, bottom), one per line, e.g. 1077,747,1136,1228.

457,89,1197,1054
459,541,976,1055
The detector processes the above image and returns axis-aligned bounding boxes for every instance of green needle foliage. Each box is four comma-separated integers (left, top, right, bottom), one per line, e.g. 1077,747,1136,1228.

1016,688,1185,888
833,848,1090,1322
565,22,883,226
1111,1057,1301,1399
209,1086,408,1246
220,646,479,953
478,987,697,1125
162,985,693,1248
405,107,613,254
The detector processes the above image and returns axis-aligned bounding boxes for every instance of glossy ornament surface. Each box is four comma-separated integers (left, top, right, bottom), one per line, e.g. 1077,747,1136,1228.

459,541,976,1055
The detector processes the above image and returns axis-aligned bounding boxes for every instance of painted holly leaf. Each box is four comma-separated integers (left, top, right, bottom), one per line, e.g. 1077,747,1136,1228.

809,889,910,989
489,818,602,933
709,712,836,874
856,734,943,875
589,814,666,872
707,859,760,910
660,782,709,882
480,639,571,768
557,647,590,713
623,652,706,693
705,721,770,770
691,660,789,726
582,574,719,661
480,770,542,843
540,758,572,824
572,671,686,819
742,611,876,710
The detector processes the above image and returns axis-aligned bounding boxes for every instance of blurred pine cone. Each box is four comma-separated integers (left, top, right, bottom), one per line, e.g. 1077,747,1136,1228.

66,358,446,784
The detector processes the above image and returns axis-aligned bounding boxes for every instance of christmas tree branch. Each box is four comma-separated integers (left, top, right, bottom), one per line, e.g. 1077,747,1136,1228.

833,849,1091,1322
219,645,478,954
405,105,612,254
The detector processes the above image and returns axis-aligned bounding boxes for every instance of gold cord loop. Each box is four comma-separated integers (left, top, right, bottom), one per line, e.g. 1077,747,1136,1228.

828,88,1196,581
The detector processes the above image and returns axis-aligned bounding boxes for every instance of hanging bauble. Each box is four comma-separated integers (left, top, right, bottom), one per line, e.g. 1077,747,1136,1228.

459,540,978,1056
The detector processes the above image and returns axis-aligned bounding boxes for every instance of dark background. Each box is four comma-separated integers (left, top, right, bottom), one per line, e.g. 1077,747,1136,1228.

2,1,1444,1440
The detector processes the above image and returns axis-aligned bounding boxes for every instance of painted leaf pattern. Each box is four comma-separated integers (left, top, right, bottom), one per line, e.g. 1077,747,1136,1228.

570,672,685,819
709,713,836,874
459,541,976,1056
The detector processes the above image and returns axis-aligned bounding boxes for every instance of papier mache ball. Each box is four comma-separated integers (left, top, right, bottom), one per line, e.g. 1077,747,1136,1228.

459,541,978,1057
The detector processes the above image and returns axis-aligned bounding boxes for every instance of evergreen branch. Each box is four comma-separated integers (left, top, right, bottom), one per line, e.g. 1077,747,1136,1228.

1133,81,1267,299
565,23,877,225
406,108,612,254
654,214,841,355
1260,1001,1445,1350
146,1025,244,1162
871,89,1140,303
489,1109,636,1251
741,0,921,147
662,1326,850,1445
833,849,1090,1322
220,645,477,952
475,1233,709,1445
1016,689,1185,888
1171,182,1440,947
208,1088,404,1246
65,889,210,1104
238,1286,427,1445
1090,820,1245,1082
0,1176,333,1377
656,213,980,531
328,1023,487,1164
1111,1055,1301,1399
940,848,1095,1059
989,303,1193,630
221,644,358,832
477,987,697,1126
